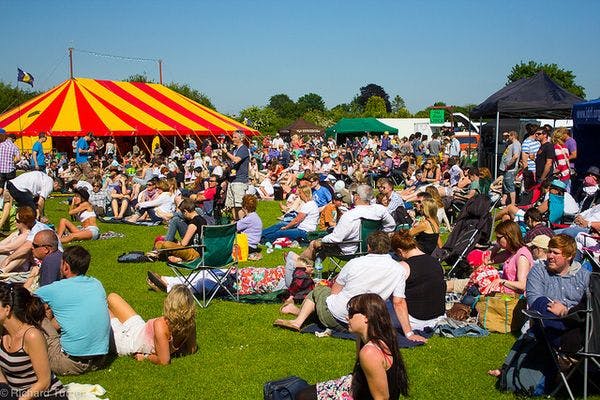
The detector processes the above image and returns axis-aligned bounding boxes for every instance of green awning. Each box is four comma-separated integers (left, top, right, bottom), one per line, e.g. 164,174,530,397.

325,118,398,140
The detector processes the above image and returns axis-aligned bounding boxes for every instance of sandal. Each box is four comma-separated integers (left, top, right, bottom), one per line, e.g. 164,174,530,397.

147,271,167,292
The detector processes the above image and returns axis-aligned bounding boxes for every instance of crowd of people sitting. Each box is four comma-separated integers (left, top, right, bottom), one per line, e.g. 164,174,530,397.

0,120,597,399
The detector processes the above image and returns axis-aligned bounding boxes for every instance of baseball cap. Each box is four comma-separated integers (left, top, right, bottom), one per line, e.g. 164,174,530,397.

529,235,551,250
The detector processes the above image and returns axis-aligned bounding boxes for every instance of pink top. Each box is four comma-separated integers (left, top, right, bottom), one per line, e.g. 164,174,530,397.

501,246,533,294
140,318,159,354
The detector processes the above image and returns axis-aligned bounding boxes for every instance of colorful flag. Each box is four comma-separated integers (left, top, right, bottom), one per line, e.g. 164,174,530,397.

17,68,34,87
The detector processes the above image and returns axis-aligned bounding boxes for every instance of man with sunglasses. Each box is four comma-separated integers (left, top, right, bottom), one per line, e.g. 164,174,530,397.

25,230,62,288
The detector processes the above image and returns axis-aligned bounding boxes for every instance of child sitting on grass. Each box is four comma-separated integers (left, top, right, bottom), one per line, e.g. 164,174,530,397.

280,254,315,314
459,249,500,306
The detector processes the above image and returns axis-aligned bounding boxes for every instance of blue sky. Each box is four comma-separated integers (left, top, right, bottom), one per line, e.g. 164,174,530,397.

2,0,599,115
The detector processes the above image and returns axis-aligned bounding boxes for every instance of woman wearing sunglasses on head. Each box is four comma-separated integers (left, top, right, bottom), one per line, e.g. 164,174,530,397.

296,293,409,400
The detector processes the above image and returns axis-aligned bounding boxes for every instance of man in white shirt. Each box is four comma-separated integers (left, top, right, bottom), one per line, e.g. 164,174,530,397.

299,184,396,259
6,170,58,221
274,232,407,332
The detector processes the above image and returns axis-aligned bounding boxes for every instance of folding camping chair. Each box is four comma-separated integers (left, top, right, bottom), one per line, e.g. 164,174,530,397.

166,223,238,307
522,272,600,400
317,218,383,276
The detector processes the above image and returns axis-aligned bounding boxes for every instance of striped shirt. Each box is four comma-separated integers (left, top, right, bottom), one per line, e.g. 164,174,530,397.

521,137,540,173
0,329,66,398
0,140,19,173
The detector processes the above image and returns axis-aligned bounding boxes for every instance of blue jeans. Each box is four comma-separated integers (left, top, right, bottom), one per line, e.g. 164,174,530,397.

166,211,188,242
261,222,308,243
554,226,588,238
530,296,568,348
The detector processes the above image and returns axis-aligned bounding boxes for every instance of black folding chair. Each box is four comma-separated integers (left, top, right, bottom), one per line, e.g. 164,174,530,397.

522,272,600,399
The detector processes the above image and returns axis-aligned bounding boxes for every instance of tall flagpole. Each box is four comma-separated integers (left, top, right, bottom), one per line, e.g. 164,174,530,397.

16,68,24,151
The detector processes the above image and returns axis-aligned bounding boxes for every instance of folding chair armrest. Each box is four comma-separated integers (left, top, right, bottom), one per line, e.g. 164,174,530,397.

522,308,588,322
156,244,205,253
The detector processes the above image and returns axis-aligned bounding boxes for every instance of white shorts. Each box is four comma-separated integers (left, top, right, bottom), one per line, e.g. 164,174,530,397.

110,315,147,355
85,225,100,240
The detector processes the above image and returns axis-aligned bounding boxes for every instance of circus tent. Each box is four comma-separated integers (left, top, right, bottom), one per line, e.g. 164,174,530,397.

0,77,259,138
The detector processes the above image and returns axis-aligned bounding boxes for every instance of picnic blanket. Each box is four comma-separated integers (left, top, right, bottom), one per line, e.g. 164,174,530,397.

99,231,125,240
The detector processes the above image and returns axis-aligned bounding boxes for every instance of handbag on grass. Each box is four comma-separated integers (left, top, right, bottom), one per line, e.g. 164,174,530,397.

263,376,309,400
476,293,527,333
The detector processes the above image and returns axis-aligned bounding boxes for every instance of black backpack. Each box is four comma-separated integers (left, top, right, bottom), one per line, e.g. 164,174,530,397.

497,334,554,396
263,376,309,400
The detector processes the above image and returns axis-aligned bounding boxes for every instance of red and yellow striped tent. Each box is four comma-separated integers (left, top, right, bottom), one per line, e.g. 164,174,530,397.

0,77,259,138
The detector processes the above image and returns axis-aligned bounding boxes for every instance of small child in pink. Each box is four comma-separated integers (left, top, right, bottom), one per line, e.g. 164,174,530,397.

464,249,500,296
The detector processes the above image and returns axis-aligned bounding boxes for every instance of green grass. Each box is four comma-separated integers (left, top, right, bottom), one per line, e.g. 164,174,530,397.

42,197,593,399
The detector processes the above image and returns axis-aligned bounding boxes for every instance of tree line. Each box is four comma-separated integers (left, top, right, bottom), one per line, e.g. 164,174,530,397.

0,61,587,134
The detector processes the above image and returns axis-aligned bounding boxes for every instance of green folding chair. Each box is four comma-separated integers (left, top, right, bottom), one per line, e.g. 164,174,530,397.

166,223,239,307
318,218,383,274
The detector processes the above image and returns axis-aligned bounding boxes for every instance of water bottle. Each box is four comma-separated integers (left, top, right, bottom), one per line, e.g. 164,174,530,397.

314,257,323,281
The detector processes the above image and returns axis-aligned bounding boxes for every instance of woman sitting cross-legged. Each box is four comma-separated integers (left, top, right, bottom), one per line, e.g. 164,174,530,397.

261,185,319,244
0,282,68,399
56,188,100,243
153,198,206,263
295,293,409,400
107,284,197,365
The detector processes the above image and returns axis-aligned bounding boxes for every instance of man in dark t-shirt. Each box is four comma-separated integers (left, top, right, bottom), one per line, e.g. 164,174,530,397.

28,230,62,288
223,130,250,219
534,128,555,183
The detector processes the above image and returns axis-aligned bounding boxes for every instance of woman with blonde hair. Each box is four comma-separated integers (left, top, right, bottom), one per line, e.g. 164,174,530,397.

409,197,441,254
425,186,451,232
552,127,571,191
108,284,197,365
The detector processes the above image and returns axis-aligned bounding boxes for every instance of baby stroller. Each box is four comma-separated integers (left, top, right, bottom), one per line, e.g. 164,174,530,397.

438,194,494,278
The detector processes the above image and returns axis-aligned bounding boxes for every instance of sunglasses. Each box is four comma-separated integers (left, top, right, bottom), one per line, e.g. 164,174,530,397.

347,306,362,318
32,242,49,249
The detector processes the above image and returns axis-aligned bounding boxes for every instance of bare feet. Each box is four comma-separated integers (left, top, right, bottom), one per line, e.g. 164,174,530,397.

279,303,300,315
487,369,501,377
273,319,301,332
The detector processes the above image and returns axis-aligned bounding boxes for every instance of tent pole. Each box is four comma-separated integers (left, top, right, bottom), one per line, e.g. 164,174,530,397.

494,111,500,179
479,117,483,167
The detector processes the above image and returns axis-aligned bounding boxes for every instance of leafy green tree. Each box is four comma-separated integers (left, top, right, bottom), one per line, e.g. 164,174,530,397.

238,106,278,133
268,94,297,118
390,95,411,117
507,61,586,98
0,81,41,115
166,82,215,109
302,109,334,129
124,73,154,83
297,93,325,115
363,96,388,118
391,95,406,113
355,84,391,113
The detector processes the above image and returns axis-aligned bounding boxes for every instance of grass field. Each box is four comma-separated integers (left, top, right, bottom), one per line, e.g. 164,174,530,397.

41,197,593,399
